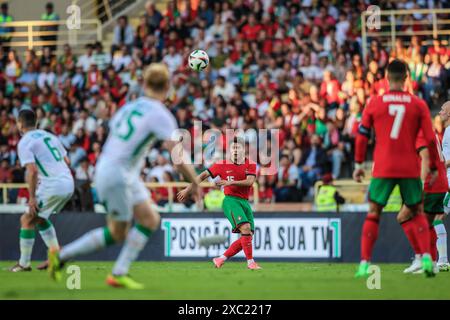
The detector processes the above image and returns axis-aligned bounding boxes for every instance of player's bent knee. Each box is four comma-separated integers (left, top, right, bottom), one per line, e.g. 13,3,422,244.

368,202,383,216
396,207,411,223
134,201,161,231
239,223,251,234
20,213,35,228
137,212,160,232
107,221,129,242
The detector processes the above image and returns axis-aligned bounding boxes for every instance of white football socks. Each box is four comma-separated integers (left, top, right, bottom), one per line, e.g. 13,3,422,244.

60,227,114,261
435,221,448,263
112,225,151,276
37,220,59,249
19,229,35,268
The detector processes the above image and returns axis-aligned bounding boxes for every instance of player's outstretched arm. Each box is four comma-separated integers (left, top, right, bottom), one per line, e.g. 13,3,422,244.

177,170,210,202
25,163,39,217
64,156,71,167
164,139,201,200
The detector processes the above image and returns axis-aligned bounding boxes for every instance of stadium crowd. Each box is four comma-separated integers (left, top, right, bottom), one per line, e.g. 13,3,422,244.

0,0,449,208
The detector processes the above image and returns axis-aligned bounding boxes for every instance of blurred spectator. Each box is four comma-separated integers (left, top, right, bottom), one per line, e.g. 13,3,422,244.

93,42,111,72
423,53,445,106
198,0,214,27
274,155,299,202
0,158,11,183
0,3,13,50
112,15,134,53
37,63,55,89
257,175,274,203
298,134,327,197
163,45,182,75
0,142,14,166
314,173,345,212
77,44,95,73
112,45,132,72
323,122,345,179
58,44,77,72
72,109,97,134
5,50,21,83
212,76,235,102
58,123,76,150
74,157,94,211
88,141,101,165
144,1,162,32
68,140,87,169
147,155,174,182
40,2,59,53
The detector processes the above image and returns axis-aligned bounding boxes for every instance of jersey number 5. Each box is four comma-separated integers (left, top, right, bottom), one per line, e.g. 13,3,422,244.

115,109,143,141
388,104,405,139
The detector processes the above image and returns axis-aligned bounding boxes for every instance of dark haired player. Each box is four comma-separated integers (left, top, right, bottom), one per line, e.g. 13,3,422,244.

10,108,74,272
353,59,441,277
177,138,261,270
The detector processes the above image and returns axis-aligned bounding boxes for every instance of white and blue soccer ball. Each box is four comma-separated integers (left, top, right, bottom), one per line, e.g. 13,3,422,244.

188,49,209,71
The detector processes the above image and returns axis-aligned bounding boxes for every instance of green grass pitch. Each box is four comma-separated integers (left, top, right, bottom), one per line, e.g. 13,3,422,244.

1,261,450,299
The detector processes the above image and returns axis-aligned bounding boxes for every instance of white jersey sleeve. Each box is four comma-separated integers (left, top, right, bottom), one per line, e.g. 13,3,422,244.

442,127,450,187
443,127,450,161
17,137,35,167
150,105,178,141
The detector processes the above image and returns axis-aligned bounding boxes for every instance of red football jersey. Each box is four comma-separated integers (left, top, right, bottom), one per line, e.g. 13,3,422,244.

355,90,438,178
416,131,448,193
207,159,257,200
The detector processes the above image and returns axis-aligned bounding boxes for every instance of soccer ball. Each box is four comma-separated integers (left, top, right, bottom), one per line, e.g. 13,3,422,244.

188,49,209,71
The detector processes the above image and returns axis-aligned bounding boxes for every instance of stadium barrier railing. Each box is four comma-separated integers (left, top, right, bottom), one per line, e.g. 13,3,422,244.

0,181,260,211
361,8,450,64
1,19,102,55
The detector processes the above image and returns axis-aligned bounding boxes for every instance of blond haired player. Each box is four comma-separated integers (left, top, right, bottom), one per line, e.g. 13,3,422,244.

48,63,199,289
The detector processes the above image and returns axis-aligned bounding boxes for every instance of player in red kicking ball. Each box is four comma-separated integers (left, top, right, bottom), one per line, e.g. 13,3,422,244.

178,137,261,270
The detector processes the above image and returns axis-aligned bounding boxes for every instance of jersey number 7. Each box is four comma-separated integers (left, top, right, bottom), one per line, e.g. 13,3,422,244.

388,104,405,139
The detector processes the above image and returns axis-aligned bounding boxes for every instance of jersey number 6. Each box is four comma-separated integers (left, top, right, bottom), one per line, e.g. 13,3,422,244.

44,137,62,162
388,104,405,139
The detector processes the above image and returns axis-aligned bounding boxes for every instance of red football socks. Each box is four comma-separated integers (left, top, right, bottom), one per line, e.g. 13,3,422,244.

361,214,379,261
223,238,242,259
240,234,253,260
411,214,431,255
430,225,438,262
401,219,421,255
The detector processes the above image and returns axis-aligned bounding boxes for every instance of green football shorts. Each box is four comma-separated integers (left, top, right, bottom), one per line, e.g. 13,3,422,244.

424,192,445,214
369,177,422,207
222,195,254,233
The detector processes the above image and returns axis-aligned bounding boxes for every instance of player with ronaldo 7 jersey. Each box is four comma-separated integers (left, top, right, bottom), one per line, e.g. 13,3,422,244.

177,137,261,270
353,59,441,278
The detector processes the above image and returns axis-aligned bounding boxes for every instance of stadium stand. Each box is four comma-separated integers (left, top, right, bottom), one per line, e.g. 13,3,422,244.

0,0,449,212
